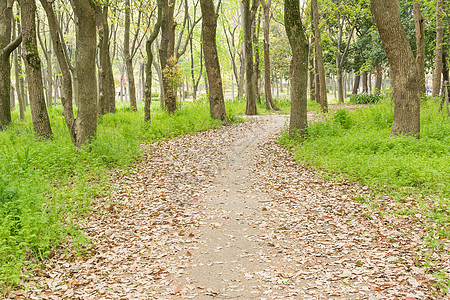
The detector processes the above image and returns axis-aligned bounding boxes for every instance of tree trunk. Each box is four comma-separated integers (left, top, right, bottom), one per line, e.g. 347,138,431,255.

14,37,25,120
413,0,426,97
159,0,177,114
144,0,162,122
102,6,115,113
200,0,229,122
371,0,420,137
311,0,327,112
309,37,315,102
441,52,449,96
244,0,257,115
261,0,278,110
285,0,308,138
352,74,360,94
124,0,137,111
252,8,261,104
362,71,368,93
20,0,52,139
97,5,115,114
0,0,17,129
432,0,443,97
40,0,76,143
375,65,383,93
72,0,98,146
336,62,343,100
237,49,245,98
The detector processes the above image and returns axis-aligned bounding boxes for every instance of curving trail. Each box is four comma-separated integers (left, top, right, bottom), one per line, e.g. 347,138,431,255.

17,114,446,299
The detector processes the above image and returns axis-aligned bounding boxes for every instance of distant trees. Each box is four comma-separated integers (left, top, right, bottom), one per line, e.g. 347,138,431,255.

2,0,450,144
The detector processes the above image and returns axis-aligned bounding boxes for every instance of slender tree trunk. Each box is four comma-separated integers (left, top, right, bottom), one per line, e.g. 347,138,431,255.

237,49,245,98
413,0,426,97
144,0,162,122
314,56,320,102
309,38,315,102
375,65,383,93
362,71,368,93
20,0,52,139
252,8,261,104
285,0,308,137
124,0,137,111
103,6,115,113
311,0,327,112
371,0,420,137
261,0,278,110
97,5,115,114
12,14,25,121
0,0,18,129
336,62,343,99
441,52,449,96
159,0,177,114
244,0,257,114
46,45,52,107
40,0,76,143
432,0,443,97
352,74,360,94
72,0,97,146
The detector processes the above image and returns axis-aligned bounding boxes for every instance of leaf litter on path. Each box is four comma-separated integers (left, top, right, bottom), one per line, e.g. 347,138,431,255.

10,114,448,299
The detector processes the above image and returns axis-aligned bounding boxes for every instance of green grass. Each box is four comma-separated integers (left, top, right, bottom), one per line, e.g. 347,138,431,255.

281,98,450,230
0,100,237,286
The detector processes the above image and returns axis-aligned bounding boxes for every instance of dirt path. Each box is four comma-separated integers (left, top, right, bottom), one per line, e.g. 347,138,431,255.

18,115,446,299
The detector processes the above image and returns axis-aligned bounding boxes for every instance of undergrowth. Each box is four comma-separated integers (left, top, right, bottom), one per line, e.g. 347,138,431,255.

0,101,234,286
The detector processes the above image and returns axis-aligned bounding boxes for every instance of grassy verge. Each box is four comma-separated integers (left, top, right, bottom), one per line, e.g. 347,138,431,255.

279,97,450,293
0,101,238,286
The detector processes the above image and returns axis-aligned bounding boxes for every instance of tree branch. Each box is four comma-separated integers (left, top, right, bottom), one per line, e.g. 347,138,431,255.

3,34,22,57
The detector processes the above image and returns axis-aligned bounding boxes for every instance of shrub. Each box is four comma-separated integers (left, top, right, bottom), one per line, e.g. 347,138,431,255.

349,93,382,104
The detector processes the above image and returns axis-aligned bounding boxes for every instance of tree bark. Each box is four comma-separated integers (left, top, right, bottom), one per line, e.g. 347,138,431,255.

13,17,25,121
261,0,278,110
375,65,383,93
371,0,420,137
0,0,20,129
19,0,52,139
311,0,327,112
72,0,98,146
40,0,77,144
200,0,229,122
144,0,163,122
159,0,177,114
285,0,308,138
101,6,115,113
413,0,426,97
432,0,443,97
244,0,257,115
441,52,449,96
308,36,315,102
352,74,360,94
124,0,137,111
362,71,368,93
252,8,261,104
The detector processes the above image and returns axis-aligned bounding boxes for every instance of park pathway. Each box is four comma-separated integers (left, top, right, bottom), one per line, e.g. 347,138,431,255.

18,114,445,299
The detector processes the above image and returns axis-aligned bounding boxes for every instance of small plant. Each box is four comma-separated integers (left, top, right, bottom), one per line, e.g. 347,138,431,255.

334,109,352,129
349,93,382,104
162,56,183,98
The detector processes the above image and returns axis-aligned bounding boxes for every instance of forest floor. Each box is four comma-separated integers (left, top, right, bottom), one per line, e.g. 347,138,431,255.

12,110,448,299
